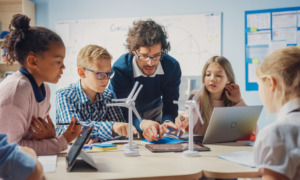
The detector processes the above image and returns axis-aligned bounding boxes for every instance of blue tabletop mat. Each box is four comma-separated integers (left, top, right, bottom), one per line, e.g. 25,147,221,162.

142,136,187,144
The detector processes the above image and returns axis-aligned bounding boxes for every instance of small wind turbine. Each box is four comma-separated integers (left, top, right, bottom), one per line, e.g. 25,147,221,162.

173,84,204,157
107,82,143,157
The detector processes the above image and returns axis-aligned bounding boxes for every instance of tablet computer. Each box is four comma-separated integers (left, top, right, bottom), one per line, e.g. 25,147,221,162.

145,143,210,153
66,125,97,172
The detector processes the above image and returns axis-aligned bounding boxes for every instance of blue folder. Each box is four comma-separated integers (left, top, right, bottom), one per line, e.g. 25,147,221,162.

142,136,187,144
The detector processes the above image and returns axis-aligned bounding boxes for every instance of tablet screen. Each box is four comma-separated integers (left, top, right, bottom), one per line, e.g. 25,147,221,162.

66,125,93,169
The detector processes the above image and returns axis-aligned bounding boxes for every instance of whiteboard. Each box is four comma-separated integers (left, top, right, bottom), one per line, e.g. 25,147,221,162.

55,13,222,89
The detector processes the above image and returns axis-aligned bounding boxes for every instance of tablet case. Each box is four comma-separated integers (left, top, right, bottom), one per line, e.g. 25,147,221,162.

66,125,98,172
145,143,210,153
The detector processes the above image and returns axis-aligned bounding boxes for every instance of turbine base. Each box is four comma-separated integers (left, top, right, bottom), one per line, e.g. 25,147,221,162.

123,150,140,157
124,143,138,149
183,150,200,157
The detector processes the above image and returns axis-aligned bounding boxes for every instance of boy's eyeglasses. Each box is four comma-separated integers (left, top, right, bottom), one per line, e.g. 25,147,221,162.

84,68,115,80
135,50,164,62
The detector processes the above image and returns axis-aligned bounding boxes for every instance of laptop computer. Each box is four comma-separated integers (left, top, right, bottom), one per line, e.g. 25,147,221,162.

181,105,263,144
66,125,97,172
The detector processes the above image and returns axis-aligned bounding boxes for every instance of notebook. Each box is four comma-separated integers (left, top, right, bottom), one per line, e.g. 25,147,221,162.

66,125,97,172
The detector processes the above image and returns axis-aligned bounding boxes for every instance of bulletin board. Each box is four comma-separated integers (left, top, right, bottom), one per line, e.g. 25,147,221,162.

245,7,300,91
55,13,222,90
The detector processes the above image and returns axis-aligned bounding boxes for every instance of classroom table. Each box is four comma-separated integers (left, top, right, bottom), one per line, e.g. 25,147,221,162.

45,141,260,180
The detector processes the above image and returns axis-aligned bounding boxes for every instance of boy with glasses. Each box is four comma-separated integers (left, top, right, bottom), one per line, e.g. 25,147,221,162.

56,45,137,143
109,19,181,142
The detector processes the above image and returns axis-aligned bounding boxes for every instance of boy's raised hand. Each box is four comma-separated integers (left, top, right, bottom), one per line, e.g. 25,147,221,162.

225,83,242,104
63,117,82,144
29,115,56,139
112,122,138,138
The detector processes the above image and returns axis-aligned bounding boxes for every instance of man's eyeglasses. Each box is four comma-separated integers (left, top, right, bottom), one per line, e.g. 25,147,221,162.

135,50,164,62
84,68,115,80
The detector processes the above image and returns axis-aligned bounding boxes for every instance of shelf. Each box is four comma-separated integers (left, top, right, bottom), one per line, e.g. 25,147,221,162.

0,0,35,31
0,62,19,65
0,0,34,78
0,0,22,4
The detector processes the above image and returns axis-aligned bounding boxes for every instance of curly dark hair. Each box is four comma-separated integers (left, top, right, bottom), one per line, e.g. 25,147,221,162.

1,14,63,65
125,19,170,54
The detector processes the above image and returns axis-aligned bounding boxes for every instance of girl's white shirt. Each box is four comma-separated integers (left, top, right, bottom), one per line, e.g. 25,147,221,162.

253,98,300,180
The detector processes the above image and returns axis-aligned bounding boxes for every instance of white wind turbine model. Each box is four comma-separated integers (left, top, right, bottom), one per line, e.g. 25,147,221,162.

107,82,143,157
173,84,204,157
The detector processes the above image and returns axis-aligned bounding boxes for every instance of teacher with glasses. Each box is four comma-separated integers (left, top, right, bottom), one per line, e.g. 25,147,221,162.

109,19,182,142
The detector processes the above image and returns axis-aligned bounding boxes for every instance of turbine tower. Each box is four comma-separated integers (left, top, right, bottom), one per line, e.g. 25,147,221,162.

173,84,204,157
107,82,143,157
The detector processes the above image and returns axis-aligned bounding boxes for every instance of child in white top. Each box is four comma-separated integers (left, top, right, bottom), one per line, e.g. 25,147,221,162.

254,46,300,179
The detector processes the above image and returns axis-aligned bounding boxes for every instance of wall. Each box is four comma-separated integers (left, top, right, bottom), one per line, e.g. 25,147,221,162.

32,0,300,130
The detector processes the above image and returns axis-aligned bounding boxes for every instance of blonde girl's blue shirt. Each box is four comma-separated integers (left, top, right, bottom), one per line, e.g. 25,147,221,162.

55,80,126,141
0,133,36,180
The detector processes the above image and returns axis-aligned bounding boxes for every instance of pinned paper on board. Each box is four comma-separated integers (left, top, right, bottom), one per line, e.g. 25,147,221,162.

245,7,300,91
273,28,297,44
247,31,271,46
248,63,258,83
247,13,270,29
247,46,269,60
268,41,286,54
298,30,300,44
272,11,297,28
298,11,300,27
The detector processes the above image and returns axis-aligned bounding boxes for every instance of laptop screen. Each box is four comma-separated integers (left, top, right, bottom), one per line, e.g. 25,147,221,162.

202,105,263,144
66,125,94,169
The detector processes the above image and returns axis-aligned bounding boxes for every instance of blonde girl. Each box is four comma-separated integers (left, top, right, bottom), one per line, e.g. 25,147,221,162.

176,56,246,135
253,46,300,180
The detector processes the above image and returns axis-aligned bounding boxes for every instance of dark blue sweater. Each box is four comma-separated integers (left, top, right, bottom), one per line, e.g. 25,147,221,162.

109,53,181,132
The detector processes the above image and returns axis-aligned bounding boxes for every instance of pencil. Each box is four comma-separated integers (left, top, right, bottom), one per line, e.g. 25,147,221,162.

56,122,81,125
176,117,185,137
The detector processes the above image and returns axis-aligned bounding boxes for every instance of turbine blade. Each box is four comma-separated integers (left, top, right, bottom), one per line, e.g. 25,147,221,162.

173,100,187,104
195,107,204,125
132,84,143,100
128,82,139,99
107,103,127,107
132,107,141,122
193,83,204,101
112,98,127,102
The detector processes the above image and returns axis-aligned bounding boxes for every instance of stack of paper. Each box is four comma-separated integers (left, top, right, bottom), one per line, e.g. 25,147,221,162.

92,144,117,151
218,151,255,168
37,155,57,173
